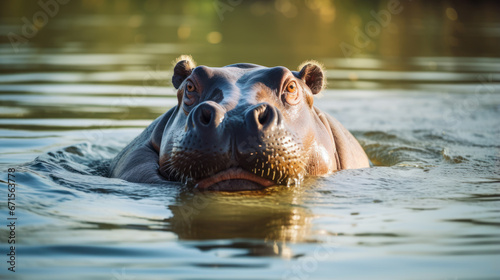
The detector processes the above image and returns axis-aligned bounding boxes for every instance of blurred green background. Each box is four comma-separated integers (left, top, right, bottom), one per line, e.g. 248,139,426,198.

1,0,499,70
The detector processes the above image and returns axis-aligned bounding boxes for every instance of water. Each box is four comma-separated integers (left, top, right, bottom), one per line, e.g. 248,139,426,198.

1,1,500,279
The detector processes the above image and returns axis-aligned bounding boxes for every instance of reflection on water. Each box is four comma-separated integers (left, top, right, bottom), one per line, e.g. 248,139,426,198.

168,187,314,259
168,187,312,242
0,0,499,279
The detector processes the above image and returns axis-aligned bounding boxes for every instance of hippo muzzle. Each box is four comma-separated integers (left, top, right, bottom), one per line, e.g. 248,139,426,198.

160,100,306,191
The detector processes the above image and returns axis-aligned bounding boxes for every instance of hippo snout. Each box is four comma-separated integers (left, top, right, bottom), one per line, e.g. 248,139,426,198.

174,100,305,189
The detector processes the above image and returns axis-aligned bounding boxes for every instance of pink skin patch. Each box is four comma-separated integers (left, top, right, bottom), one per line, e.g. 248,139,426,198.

194,168,275,190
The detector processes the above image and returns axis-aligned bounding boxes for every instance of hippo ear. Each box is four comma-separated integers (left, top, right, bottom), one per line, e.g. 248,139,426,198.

297,61,325,95
172,55,196,89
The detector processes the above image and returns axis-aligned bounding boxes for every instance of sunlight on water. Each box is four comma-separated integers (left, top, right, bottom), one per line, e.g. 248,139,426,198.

0,1,499,279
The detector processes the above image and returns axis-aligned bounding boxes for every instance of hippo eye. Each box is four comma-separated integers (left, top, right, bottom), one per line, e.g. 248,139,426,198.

286,81,297,94
186,80,196,92
284,81,300,105
183,81,198,108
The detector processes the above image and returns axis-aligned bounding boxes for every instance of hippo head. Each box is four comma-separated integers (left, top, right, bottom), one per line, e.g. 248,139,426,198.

152,55,341,191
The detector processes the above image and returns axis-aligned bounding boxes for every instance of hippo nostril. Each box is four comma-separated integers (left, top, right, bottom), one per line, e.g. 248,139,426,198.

258,106,270,126
245,103,280,130
191,101,226,129
200,108,212,126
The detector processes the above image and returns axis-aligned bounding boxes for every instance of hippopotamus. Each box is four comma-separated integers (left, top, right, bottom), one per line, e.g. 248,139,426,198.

109,56,369,191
